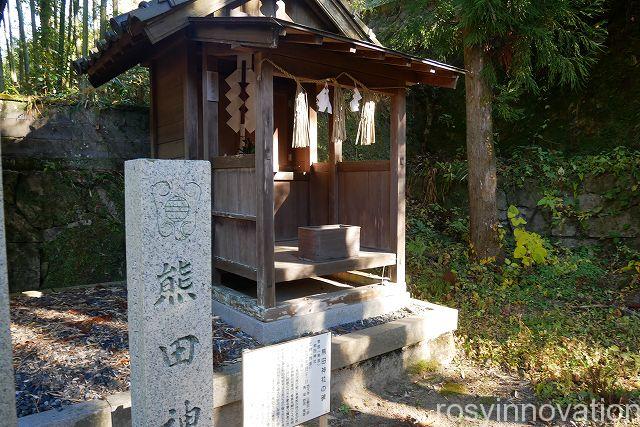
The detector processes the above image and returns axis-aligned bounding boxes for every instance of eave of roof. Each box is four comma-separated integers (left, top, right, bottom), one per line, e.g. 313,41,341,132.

73,15,464,89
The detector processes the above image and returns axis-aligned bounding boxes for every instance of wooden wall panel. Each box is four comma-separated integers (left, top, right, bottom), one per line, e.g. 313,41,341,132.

212,168,257,216
309,162,330,225
286,0,337,32
154,46,185,159
214,220,256,268
212,164,257,270
337,162,391,250
274,179,309,240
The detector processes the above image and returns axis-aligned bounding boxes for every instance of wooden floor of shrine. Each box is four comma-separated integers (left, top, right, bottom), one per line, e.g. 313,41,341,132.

214,239,397,283
274,239,396,282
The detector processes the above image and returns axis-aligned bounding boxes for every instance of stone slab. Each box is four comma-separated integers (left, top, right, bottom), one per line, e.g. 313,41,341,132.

212,291,411,344
0,138,18,424
331,300,458,368
18,400,112,427
125,159,213,426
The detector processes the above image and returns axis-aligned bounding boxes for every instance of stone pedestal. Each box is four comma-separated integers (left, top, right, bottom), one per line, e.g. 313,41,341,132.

0,141,17,424
125,159,213,426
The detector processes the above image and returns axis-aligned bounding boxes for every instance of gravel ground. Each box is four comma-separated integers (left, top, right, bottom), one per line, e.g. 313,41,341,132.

10,284,259,417
10,283,425,418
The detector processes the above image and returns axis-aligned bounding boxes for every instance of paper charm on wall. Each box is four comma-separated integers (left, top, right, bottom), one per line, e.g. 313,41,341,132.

350,88,362,112
225,54,256,139
316,82,332,114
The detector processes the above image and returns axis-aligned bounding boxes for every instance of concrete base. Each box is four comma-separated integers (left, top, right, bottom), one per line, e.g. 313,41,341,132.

212,291,411,344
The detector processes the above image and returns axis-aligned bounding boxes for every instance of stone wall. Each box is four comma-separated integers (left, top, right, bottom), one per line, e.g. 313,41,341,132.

1,99,149,291
498,175,640,248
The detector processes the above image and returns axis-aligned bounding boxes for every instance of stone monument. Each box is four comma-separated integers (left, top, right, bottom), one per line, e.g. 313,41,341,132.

125,159,213,426
0,139,17,424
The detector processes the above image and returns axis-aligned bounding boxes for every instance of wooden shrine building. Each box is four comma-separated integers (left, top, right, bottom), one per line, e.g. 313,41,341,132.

73,0,464,343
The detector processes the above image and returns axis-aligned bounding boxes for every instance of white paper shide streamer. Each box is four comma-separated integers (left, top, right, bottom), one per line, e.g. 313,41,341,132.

316,82,332,114
292,83,311,148
350,88,362,112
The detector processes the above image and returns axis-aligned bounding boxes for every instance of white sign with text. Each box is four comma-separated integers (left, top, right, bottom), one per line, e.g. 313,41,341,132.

242,333,331,427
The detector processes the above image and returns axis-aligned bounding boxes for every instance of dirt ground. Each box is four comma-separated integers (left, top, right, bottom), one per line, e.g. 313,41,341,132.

322,353,640,427
323,354,537,427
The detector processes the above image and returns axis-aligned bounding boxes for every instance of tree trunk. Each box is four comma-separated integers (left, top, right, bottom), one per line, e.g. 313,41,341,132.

4,6,16,83
99,0,107,37
16,0,29,84
69,0,79,82
82,0,88,55
92,0,99,40
38,0,52,44
28,0,36,71
28,0,36,37
0,41,5,91
57,0,67,87
53,0,58,32
463,42,500,260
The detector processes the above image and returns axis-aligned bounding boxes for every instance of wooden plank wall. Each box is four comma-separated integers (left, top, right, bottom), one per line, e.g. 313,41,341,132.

154,46,186,159
214,220,257,267
274,177,309,240
337,160,391,250
212,156,257,268
309,162,330,225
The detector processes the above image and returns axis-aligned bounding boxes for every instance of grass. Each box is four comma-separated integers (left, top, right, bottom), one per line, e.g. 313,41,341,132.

407,359,441,376
406,202,640,406
440,381,468,396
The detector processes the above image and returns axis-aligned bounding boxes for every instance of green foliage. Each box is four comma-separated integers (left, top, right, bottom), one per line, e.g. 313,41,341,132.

440,381,467,396
507,205,550,266
407,359,441,375
317,98,391,162
363,0,607,119
2,0,150,104
501,146,640,191
407,147,640,227
1,66,150,107
338,403,352,416
405,200,640,405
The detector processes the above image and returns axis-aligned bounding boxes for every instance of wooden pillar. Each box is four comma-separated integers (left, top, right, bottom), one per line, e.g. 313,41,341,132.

202,47,219,162
307,84,318,168
203,46,221,285
255,59,276,308
328,86,342,224
183,43,200,160
390,89,406,284
149,62,158,158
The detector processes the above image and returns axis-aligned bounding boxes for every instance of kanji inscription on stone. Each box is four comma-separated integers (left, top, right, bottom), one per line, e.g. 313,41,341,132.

125,159,213,427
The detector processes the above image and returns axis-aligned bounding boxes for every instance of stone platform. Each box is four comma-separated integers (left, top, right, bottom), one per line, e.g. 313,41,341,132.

212,290,412,344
